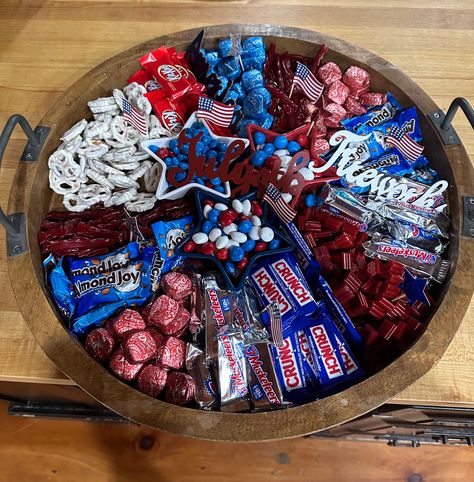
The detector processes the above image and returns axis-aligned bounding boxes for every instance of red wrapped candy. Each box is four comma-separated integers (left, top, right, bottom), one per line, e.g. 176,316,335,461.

161,271,192,300
145,326,165,348
360,92,386,107
145,92,186,134
85,328,115,362
106,309,146,339
160,308,190,336
345,96,367,115
317,62,342,86
157,336,186,370
149,295,179,327
108,347,144,382
342,65,370,98
326,80,350,106
137,364,168,398
122,330,157,364
165,372,195,406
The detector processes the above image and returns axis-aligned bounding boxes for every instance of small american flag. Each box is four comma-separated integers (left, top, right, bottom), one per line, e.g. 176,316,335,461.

268,301,283,348
293,61,324,102
122,97,148,137
197,96,235,127
386,126,424,161
263,183,297,224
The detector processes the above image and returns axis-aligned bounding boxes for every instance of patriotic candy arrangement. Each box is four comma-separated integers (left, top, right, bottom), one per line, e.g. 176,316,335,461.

40,31,453,413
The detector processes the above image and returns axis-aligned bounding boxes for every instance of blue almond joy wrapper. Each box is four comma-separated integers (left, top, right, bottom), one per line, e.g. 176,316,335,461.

67,242,153,319
152,215,194,274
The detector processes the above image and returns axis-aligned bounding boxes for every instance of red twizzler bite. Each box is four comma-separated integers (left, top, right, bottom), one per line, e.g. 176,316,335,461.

158,336,186,370
85,328,115,362
137,365,168,398
106,309,146,339
165,372,195,406
161,272,193,300
123,330,157,364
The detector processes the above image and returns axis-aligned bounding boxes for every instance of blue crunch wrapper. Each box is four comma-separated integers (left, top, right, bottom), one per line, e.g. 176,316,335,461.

152,215,194,275
303,305,352,389
341,92,402,133
67,243,152,318
271,331,313,404
249,253,318,336
45,255,76,320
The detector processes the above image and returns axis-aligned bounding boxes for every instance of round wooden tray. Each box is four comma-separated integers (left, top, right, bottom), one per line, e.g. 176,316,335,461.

6,24,474,441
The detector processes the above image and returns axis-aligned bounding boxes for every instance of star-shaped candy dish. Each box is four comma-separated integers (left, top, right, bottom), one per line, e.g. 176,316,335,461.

141,112,250,201
175,189,294,290
246,123,338,207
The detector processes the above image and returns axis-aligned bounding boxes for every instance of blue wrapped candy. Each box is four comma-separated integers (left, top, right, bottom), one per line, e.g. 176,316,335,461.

253,112,274,130
217,57,241,81
230,82,245,102
242,87,271,116
205,50,221,68
241,69,264,92
217,38,234,58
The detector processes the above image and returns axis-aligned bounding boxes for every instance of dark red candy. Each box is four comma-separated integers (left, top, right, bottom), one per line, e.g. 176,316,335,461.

165,372,195,406
216,248,229,260
145,326,165,349
157,147,170,158
157,336,186,369
295,134,309,147
324,103,347,124
183,240,196,252
264,155,279,169
361,324,378,346
326,80,350,106
123,330,157,364
236,256,248,270
108,347,144,382
251,201,263,217
360,92,386,107
254,241,268,252
106,309,146,339
378,319,397,341
85,328,115,362
161,308,190,336
311,138,330,155
201,241,216,256
203,199,214,207
161,271,192,300
317,62,342,86
137,364,168,398
149,295,179,328
219,209,237,227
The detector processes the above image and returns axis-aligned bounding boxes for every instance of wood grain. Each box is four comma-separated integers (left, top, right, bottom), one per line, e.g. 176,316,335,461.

0,1,473,410
0,401,473,482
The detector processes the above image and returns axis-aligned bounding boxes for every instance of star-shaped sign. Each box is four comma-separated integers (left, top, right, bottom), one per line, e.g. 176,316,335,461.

399,268,430,306
176,189,294,290
246,122,339,208
141,112,249,201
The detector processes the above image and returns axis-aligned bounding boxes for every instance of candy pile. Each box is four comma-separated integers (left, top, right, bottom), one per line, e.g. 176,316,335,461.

48,86,172,212
146,119,236,196
183,196,281,279
203,36,273,136
38,31,453,413
85,271,197,405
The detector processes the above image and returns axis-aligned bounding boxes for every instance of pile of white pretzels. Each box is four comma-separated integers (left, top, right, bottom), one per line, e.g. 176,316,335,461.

48,83,171,212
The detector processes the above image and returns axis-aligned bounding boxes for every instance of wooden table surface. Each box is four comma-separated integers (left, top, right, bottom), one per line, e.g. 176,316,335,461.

0,0,473,407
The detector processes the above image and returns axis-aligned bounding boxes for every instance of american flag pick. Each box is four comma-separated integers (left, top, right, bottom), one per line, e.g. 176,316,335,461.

263,183,297,224
121,97,148,137
292,61,324,102
197,97,235,127
386,126,424,161
268,301,284,348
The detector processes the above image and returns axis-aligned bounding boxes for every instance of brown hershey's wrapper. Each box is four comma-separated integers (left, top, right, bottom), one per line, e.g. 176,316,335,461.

244,342,284,411
186,343,218,410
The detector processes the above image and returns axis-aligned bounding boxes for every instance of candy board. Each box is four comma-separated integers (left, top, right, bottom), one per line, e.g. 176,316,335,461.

4,24,474,441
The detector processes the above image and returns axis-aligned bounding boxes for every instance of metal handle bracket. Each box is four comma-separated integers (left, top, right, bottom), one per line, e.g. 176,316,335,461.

0,114,49,255
428,97,474,146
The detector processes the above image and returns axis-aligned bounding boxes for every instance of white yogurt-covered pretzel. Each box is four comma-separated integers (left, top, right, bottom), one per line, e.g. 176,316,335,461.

125,193,156,212
60,119,87,143
78,184,112,204
63,193,89,212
